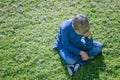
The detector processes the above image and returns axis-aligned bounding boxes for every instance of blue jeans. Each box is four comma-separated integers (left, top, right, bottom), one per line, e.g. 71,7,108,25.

57,41,103,65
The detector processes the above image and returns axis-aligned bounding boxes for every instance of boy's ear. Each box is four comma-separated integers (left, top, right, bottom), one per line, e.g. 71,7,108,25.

72,23,74,27
72,23,75,29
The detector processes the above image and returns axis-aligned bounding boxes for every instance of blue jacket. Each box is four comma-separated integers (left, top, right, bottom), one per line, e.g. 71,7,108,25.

56,19,94,55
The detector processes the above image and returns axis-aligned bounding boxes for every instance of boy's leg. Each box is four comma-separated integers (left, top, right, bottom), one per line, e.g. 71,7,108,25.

58,48,81,76
87,41,103,57
77,41,103,65
58,48,80,65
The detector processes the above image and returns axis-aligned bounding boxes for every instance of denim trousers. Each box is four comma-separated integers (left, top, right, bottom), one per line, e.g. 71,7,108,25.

57,41,103,65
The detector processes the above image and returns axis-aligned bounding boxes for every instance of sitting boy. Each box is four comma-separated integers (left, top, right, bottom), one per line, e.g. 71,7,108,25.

53,14,103,76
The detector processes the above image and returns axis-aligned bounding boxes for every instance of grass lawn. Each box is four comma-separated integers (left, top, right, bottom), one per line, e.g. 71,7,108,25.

0,0,120,80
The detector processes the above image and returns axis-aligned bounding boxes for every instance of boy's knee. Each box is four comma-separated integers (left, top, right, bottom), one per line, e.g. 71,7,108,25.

94,42,103,47
94,42,103,51
59,49,77,65
88,42,103,57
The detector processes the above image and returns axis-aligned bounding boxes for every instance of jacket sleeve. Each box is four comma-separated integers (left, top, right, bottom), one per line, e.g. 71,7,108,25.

61,28,81,55
84,36,94,50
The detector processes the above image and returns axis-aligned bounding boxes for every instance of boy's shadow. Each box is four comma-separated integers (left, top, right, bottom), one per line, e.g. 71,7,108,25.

60,55,106,80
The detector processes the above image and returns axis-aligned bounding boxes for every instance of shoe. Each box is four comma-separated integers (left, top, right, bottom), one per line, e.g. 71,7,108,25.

67,64,80,76
74,64,80,71
67,65,75,76
52,41,58,49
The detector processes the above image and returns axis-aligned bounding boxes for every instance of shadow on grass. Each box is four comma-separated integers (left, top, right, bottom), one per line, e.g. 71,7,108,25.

53,49,106,80
71,55,106,80
60,54,106,80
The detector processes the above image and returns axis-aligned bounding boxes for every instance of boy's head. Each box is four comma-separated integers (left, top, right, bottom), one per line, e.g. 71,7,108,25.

72,14,90,35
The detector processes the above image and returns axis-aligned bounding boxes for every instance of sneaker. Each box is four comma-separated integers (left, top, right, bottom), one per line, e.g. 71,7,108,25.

74,64,80,71
67,65,75,76
52,41,58,49
67,64,80,76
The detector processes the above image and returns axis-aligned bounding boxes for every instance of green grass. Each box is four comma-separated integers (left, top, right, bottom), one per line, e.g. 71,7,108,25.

0,0,120,80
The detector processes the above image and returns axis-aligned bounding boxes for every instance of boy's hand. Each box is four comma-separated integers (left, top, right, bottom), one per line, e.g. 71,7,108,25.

84,31,92,39
80,51,89,61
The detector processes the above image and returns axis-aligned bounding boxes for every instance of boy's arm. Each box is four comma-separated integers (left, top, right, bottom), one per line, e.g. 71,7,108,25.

61,28,80,55
84,31,94,50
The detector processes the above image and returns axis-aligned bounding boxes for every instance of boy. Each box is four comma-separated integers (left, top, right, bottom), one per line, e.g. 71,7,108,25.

53,14,103,76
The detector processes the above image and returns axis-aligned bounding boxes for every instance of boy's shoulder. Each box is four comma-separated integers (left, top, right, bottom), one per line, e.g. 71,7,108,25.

60,19,73,30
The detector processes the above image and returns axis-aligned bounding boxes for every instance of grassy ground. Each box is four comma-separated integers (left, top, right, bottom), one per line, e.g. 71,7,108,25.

0,0,120,80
